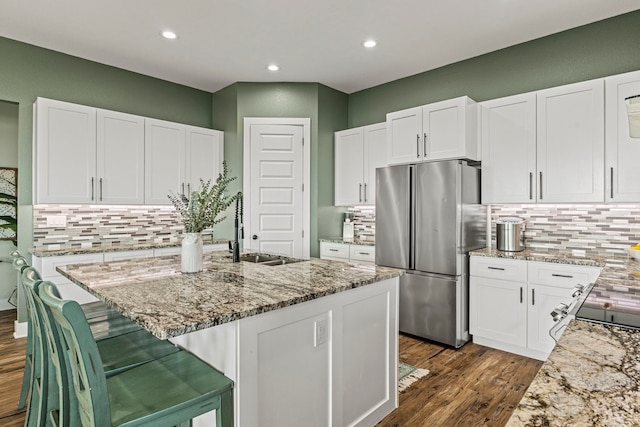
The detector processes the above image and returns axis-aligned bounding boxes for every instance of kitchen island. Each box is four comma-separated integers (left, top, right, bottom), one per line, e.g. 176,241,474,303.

56,250,402,427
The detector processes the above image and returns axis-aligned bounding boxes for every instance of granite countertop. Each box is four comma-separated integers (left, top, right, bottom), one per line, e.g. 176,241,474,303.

320,238,375,246
56,250,402,339
30,238,229,257
507,319,640,426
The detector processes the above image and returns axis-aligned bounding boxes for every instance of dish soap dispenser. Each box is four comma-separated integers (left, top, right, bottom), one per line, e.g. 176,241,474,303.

342,212,354,242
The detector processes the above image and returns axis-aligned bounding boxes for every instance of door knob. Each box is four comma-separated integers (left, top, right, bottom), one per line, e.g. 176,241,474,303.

252,235,258,240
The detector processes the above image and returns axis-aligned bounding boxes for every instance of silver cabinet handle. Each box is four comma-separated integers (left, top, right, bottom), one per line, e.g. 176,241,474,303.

487,266,505,271
99,178,103,202
187,183,191,195
520,287,523,304
329,249,338,252
91,177,95,201
610,167,614,199
363,183,367,202
416,134,420,158
539,172,543,200
359,183,363,203
529,172,533,200
358,252,370,255
181,183,185,194
423,133,428,158
552,273,573,279
532,288,535,306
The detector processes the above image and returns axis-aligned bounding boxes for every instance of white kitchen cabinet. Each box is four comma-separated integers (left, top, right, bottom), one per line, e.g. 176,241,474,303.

34,98,97,204
470,256,601,361
96,109,145,204
469,258,527,348
334,122,386,205
145,119,224,204
320,241,376,265
386,96,478,165
480,93,537,203
605,70,640,202
536,79,605,203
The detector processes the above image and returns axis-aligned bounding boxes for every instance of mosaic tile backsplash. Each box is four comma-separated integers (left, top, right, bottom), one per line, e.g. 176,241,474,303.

33,205,187,251
491,204,640,257
348,206,376,241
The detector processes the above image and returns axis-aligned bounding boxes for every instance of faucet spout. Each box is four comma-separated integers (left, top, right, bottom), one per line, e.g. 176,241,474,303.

232,192,243,262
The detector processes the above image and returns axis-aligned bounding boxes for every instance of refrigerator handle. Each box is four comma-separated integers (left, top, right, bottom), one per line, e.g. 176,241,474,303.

409,165,416,270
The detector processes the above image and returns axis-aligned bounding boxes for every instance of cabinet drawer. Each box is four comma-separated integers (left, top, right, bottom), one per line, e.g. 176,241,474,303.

38,253,104,281
320,242,349,260
349,245,376,263
527,261,601,288
470,257,527,281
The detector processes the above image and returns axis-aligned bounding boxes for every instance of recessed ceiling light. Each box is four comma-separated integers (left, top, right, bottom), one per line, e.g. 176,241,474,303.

363,40,377,48
267,64,280,72
161,30,178,40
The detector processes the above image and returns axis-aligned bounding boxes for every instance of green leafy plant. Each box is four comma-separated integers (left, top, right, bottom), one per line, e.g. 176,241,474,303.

168,161,241,234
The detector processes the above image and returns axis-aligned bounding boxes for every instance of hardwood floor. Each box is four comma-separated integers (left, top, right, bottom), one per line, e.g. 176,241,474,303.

0,309,27,427
0,309,541,427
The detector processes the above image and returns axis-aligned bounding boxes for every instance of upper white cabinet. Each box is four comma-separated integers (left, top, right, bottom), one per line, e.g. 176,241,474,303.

480,93,537,203
96,109,145,204
481,79,605,204
334,122,386,205
605,70,640,202
386,96,478,165
34,97,223,205
35,99,145,205
145,119,223,205
537,79,605,203
35,98,98,204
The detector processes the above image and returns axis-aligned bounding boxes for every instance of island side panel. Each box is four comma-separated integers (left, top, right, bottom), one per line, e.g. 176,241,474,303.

238,277,399,427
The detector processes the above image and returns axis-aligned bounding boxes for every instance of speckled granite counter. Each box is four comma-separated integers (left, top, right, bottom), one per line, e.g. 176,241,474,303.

56,250,402,339
31,238,229,257
507,319,640,426
320,238,375,246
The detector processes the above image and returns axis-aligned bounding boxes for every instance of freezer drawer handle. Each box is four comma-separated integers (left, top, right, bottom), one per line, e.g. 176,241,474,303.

487,266,505,271
552,273,573,279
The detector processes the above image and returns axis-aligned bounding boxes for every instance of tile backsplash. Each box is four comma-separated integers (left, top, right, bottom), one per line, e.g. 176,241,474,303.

491,204,640,257
33,205,185,251
348,206,375,241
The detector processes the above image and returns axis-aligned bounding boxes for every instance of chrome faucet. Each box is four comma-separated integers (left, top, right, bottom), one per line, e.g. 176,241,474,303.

231,192,243,262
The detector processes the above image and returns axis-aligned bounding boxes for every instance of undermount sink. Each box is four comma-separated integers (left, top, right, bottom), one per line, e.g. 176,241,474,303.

239,253,305,266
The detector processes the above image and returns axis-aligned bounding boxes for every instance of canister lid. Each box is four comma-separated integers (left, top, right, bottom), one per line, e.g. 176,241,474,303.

496,216,524,224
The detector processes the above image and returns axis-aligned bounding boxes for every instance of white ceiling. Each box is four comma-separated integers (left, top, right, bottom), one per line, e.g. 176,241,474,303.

1,1,639,94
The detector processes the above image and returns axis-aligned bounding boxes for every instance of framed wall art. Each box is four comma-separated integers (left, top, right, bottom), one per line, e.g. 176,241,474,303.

0,167,17,243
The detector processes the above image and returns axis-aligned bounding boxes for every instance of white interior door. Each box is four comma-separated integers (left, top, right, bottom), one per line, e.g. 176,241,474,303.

246,122,306,257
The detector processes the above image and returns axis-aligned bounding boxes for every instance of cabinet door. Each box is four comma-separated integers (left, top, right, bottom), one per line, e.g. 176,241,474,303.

605,70,640,202
469,276,526,347
386,106,423,165
480,93,537,203
537,80,605,202
185,126,223,195
334,127,365,205
35,98,96,204
144,118,186,204
363,123,386,205
96,109,145,204
423,97,470,161
527,284,572,354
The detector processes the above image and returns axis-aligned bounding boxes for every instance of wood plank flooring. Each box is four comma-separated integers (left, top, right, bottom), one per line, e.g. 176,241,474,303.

0,309,542,426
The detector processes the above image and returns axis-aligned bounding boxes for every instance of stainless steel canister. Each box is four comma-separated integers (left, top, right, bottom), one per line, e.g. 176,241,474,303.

496,217,525,252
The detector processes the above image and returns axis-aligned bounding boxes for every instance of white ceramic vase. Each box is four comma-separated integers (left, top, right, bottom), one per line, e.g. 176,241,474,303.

181,232,203,273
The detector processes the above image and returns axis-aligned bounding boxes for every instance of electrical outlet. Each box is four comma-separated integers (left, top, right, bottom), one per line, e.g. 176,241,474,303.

314,319,328,347
45,215,67,228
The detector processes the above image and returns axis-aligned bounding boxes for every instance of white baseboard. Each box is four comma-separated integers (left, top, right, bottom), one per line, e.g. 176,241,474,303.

14,320,27,339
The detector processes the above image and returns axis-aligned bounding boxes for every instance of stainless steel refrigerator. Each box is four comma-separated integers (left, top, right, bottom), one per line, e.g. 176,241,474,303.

375,160,485,348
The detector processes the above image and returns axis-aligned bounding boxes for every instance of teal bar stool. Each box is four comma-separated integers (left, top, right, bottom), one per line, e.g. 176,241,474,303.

20,267,182,426
39,280,234,427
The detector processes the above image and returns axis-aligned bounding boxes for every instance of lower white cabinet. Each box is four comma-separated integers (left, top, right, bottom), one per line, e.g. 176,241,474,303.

470,256,601,361
33,253,104,304
320,241,375,265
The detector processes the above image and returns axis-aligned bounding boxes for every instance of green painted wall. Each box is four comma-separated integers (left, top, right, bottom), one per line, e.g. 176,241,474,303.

348,9,640,127
212,82,347,256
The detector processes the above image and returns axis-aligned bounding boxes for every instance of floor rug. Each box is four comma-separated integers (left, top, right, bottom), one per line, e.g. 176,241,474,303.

398,361,429,393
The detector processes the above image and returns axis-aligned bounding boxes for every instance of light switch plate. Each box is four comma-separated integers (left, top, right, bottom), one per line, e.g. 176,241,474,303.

45,215,67,228
314,318,328,347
